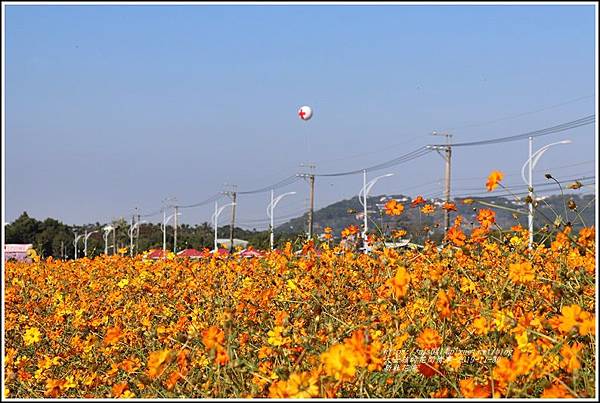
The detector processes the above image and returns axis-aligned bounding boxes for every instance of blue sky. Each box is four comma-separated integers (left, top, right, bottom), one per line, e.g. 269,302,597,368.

4,4,596,229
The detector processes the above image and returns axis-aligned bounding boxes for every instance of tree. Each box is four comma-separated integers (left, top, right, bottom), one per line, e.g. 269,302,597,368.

5,212,40,244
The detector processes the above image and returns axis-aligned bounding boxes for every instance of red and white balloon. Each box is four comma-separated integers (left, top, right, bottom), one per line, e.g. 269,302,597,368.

298,106,313,121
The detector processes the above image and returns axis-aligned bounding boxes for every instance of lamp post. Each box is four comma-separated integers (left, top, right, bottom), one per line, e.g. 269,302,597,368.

212,201,236,252
83,230,98,257
521,139,572,249
267,190,296,250
359,171,394,252
161,211,180,253
73,233,84,260
129,221,147,257
103,225,114,255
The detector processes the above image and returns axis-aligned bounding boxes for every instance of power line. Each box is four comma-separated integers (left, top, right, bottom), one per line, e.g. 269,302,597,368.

314,146,433,177
429,115,595,148
176,193,224,209
443,95,594,131
238,175,301,195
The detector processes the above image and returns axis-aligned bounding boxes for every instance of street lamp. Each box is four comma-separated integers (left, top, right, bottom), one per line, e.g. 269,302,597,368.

521,138,572,249
83,230,99,257
103,225,114,255
73,233,84,260
267,190,296,250
212,201,236,252
162,211,181,253
359,170,394,252
129,220,147,257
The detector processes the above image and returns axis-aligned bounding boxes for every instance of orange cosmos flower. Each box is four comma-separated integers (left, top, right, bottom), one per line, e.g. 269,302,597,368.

44,379,67,398
476,209,496,229
164,371,180,391
470,226,489,243
436,289,453,319
321,344,358,381
421,204,435,215
560,343,583,373
459,378,490,398
111,382,129,398
386,267,411,299
410,195,426,207
446,226,466,246
541,383,574,398
577,226,595,248
470,316,489,336
341,225,359,238
384,199,404,216
416,328,442,350
103,325,122,346
392,229,407,238
147,350,172,379
508,262,535,284
215,346,230,366
486,170,504,191
202,326,225,350
442,202,457,211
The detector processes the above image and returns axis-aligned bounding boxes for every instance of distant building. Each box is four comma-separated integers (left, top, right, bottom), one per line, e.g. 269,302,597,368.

4,244,34,262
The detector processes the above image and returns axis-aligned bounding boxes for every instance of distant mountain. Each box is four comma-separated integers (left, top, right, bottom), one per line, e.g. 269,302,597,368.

276,193,595,241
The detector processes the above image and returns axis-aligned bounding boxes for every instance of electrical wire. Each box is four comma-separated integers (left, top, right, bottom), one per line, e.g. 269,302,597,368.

237,175,302,195
443,95,594,131
176,193,225,209
429,115,595,148
314,146,433,177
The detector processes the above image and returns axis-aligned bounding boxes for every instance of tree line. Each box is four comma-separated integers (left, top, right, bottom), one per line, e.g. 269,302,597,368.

4,212,303,259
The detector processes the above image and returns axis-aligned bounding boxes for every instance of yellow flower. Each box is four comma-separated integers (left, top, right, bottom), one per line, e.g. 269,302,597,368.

286,280,297,291
515,331,535,354
286,371,319,398
509,236,522,247
23,327,42,346
64,375,77,390
267,326,290,347
420,204,435,215
321,344,358,381
446,353,463,371
117,278,129,288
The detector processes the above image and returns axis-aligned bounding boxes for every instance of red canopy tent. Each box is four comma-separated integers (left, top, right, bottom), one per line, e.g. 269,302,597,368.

145,249,168,260
213,248,229,256
238,249,264,258
177,248,207,259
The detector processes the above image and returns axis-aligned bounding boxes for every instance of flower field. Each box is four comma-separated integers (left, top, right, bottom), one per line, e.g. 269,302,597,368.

4,220,596,398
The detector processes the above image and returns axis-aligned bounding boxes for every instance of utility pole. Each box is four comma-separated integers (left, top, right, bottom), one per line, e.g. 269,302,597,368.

112,225,116,255
298,164,316,240
528,136,534,249
136,208,141,254
308,174,315,239
173,205,179,253
224,186,237,253
429,132,453,234
163,209,167,253
61,240,64,260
